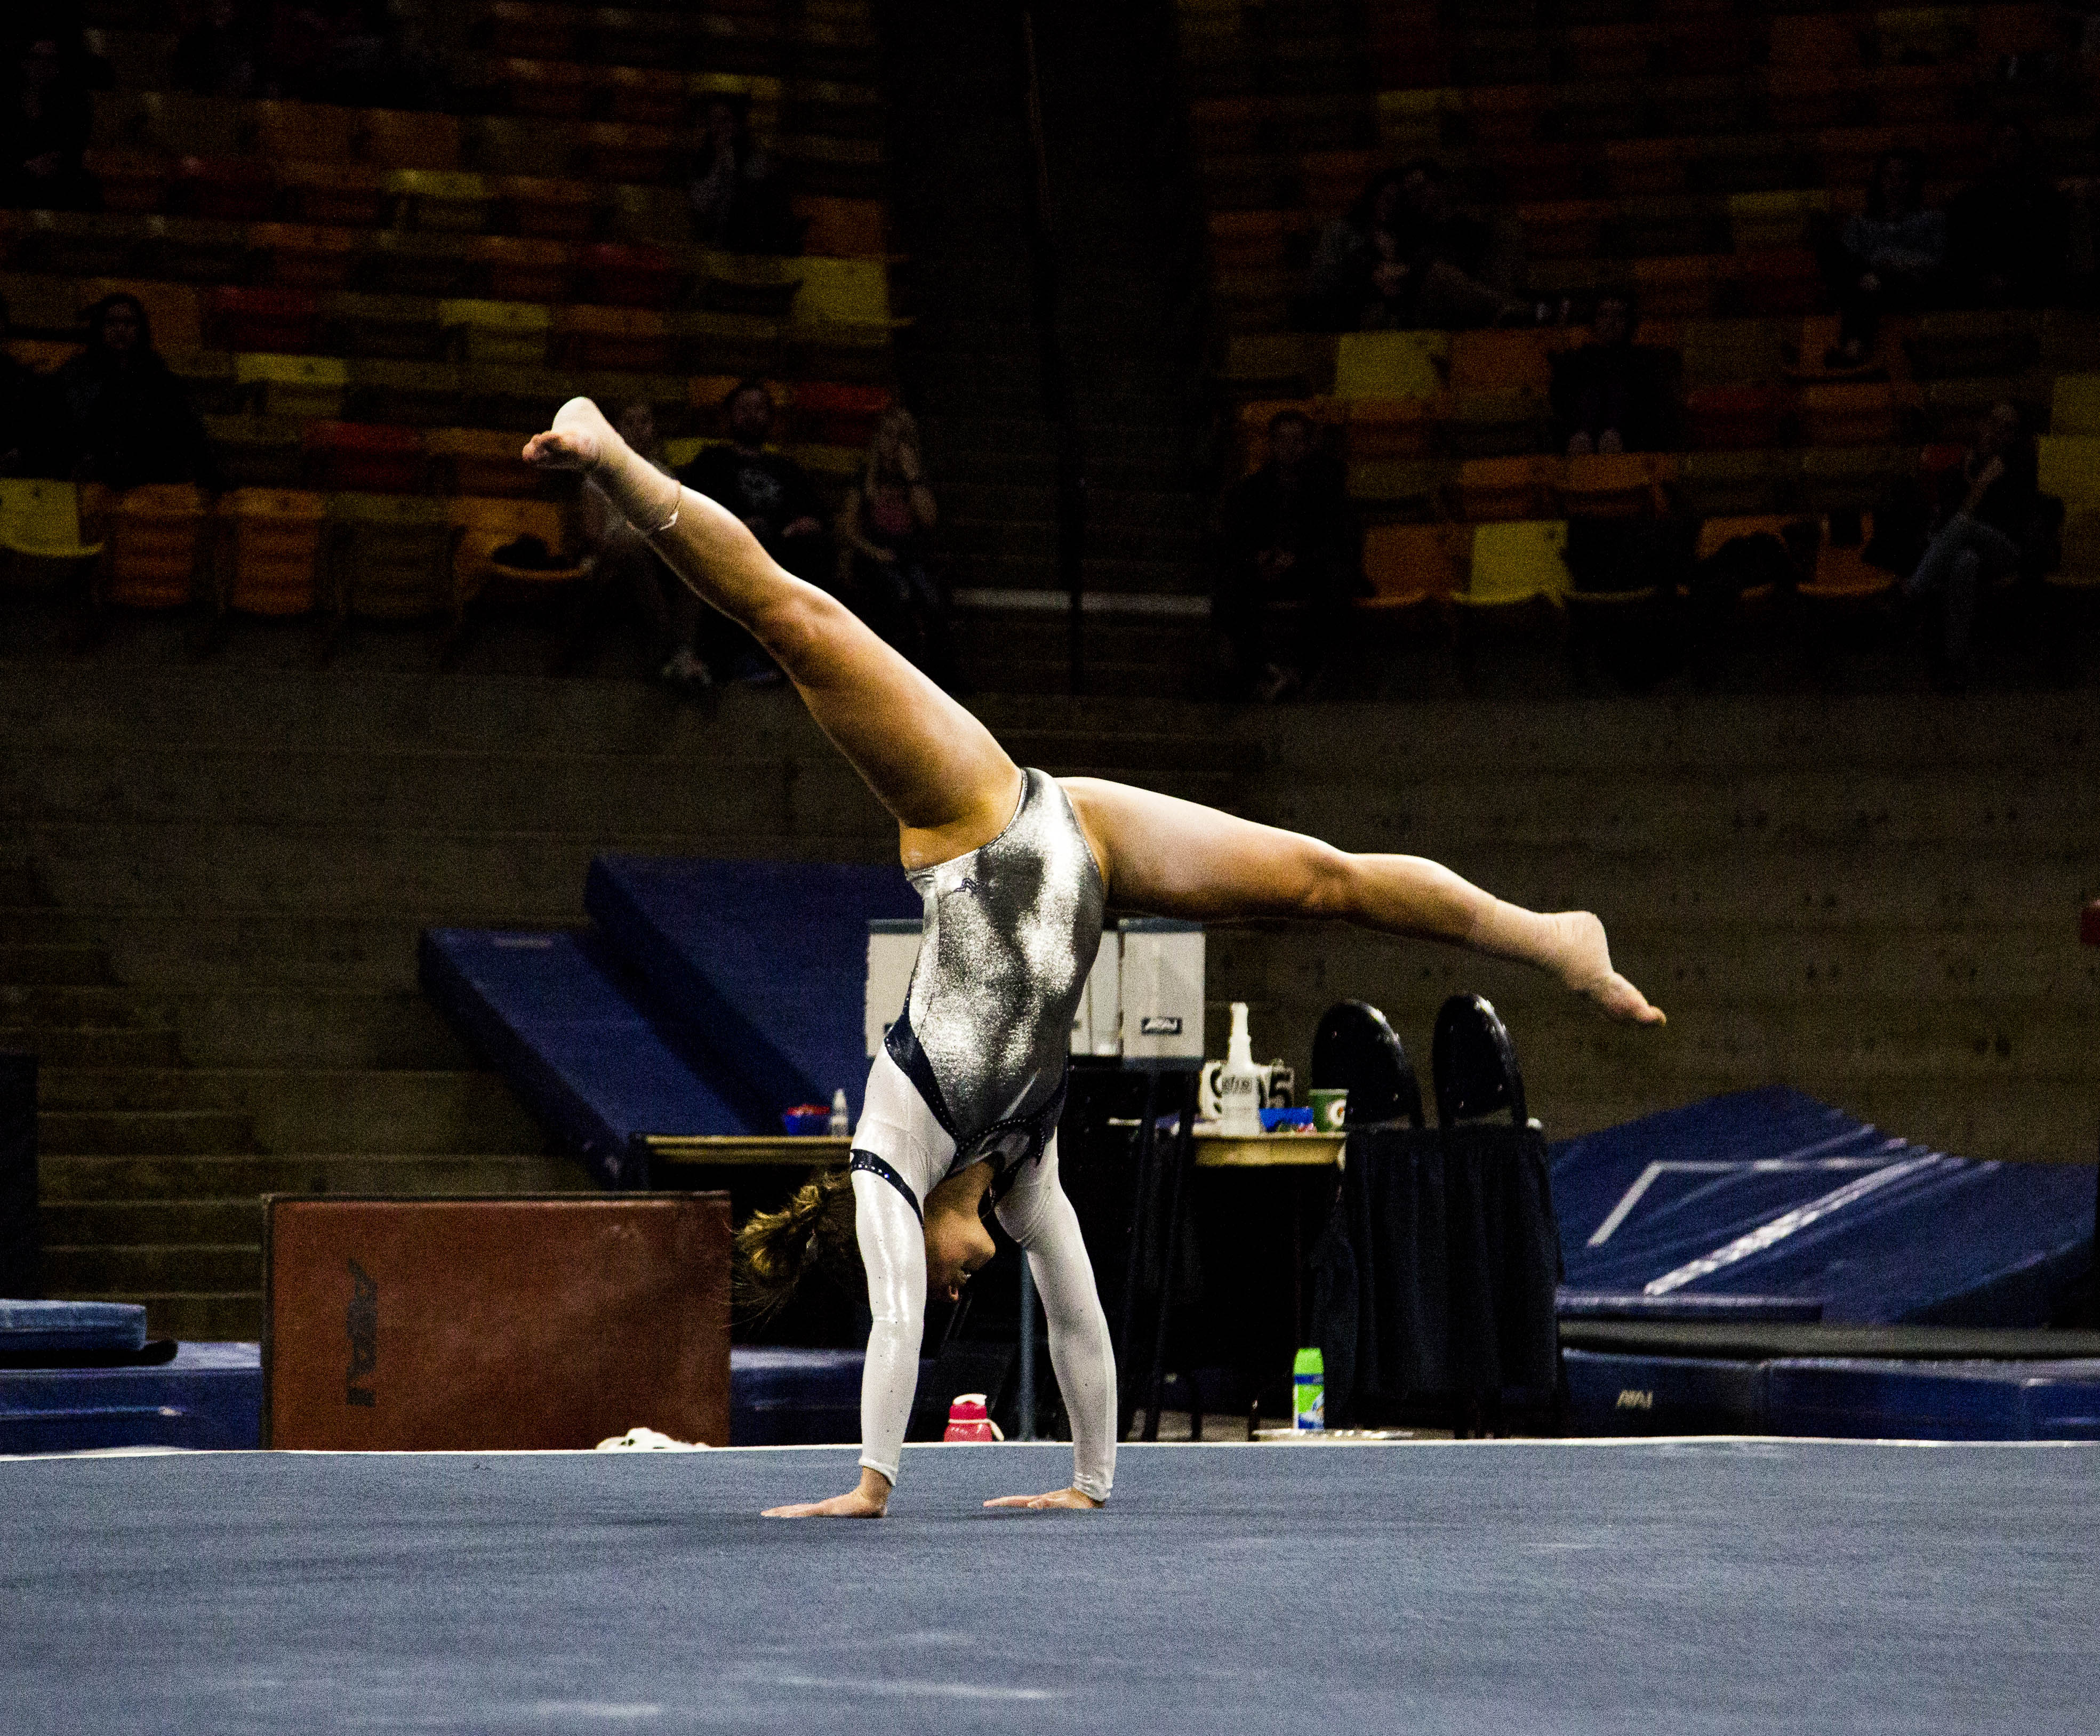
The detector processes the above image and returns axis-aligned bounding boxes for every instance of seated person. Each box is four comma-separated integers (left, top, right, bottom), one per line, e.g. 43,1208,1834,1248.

835,407,956,688
1214,409,1366,701
677,381,829,683
688,97,799,255
1878,404,2055,683
1309,161,1524,332
45,294,215,490
1550,292,1681,456
1814,148,1944,371
1945,122,2071,309
2,33,98,212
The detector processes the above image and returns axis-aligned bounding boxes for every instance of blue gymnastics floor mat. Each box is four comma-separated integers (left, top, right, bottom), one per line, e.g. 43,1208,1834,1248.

585,855,917,1127
1,1299,147,1356
1551,1087,2096,1325
420,928,749,1184
0,1343,261,1454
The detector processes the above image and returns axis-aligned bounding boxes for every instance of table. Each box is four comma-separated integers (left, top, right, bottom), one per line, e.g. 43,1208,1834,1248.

638,1134,848,1174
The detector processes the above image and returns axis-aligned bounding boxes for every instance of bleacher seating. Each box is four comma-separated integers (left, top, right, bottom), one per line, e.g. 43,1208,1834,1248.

1180,0,2100,653
2,0,899,642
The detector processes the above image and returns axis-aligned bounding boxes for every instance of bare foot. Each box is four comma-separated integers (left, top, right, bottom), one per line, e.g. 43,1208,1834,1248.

522,396,617,473
983,1488,1103,1512
1543,911,1665,1026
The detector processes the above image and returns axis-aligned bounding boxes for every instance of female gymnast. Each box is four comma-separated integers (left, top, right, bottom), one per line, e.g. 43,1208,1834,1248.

524,398,1665,1519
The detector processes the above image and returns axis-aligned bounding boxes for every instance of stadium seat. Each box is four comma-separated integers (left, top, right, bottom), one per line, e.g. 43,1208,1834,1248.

390,172,496,235
1359,523,1467,611
85,149,171,214
1632,255,1731,319
578,244,684,311
1449,389,1544,460
2050,376,2100,439
1459,456,1559,523
787,382,893,448
1516,202,1612,261
498,175,601,242
1686,384,1792,451
426,429,541,499
1457,521,1571,638
1799,517,1897,606
492,58,594,120
576,122,678,186
554,307,674,373
173,156,276,222
2038,437,2100,505
441,300,552,370
204,415,307,488
1694,515,1802,567
249,224,361,291
206,287,321,355
357,110,465,172
1219,332,1338,396
792,195,886,259
346,359,468,428
474,235,575,302
1346,460,1449,520
1799,381,1905,447
448,497,586,603
1344,398,1438,464
1680,449,1799,518
277,160,390,229
0,480,103,576
304,423,427,494
247,100,362,169
482,3,579,59
236,354,349,422
1208,209,1292,272
599,67,691,128
325,293,447,361
1332,330,1448,401
1559,454,1674,519
1769,14,1866,69
1800,446,1909,514
217,489,327,616
326,494,461,622
1737,248,1824,317
98,484,207,611
1604,139,1691,199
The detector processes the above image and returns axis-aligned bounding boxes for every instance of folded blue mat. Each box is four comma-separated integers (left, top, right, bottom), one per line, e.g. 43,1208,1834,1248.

586,856,917,1128
0,1300,147,1357
420,929,749,1184
1552,1087,2096,1325
0,1342,260,1453
1766,1357,2100,1442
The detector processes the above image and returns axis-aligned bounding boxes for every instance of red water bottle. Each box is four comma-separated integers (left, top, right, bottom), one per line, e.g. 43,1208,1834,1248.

943,1393,1003,1442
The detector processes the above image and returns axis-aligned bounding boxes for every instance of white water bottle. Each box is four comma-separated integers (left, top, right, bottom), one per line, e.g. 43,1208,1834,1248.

1216,1002,1264,1136
828,1089,849,1136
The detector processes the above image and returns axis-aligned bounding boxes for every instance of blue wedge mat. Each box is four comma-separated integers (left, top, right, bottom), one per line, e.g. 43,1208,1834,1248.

585,856,918,1127
1552,1087,2096,1325
1765,1358,2100,1442
1,1299,147,1356
420,928,749,1184
0,1343,261,1453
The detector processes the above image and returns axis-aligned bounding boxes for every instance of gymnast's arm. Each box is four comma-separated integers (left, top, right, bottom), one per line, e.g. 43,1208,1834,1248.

761,1170,923,1519
1060,777,1664,1025
984,1145,1113,1511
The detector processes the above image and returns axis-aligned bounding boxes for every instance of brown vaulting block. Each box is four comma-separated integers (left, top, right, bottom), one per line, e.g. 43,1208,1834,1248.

263,1194,731,1451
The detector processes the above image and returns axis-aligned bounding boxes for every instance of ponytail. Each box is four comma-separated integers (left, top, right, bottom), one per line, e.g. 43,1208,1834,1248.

734,1168,861,1315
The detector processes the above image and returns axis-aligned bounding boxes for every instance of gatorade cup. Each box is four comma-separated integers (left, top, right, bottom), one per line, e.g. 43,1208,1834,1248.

943,1394,1004,1443
1293,1348,1325,1431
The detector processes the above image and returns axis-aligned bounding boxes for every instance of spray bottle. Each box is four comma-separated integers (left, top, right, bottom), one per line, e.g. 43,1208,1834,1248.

1216,1001,1264,1136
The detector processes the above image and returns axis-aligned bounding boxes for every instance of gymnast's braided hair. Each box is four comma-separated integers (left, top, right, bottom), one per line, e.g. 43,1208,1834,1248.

734,1171,862,1315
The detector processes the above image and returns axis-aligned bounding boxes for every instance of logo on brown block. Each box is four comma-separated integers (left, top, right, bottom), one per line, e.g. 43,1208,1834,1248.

346,1258,378,1408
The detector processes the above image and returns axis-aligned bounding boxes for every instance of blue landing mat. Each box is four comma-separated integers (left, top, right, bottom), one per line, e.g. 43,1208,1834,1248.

1552,1087,2096,1324
4,1442,2096,1734
0,1343,260,1454
0,1298,147,1355
420,928,748,1182
585,855,917,1127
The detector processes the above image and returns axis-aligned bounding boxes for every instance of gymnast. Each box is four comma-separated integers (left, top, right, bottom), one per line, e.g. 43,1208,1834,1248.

524,398,1665,1518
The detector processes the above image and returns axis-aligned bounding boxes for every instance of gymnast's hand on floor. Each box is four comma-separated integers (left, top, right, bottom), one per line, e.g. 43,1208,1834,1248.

1542,911,1665,1026
522,397,615,473
983,1488,1103,1512
763,1466,891,1518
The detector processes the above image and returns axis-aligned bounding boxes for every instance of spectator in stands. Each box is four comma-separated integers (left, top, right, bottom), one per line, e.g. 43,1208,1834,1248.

1551,291,1680,456
46,293,215,491
1309,162,1525,332
1945,122,2072,309
173,0,265,99
677,381,828,683
688,97,799,255
1816,148,1944,371
2,31,99,212
835,407,957,688
1214,408,1365,701
575,400,713,690
1893,403,2056,686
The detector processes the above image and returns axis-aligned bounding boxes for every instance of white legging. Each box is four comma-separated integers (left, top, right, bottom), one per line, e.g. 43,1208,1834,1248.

849,1047,1117,1501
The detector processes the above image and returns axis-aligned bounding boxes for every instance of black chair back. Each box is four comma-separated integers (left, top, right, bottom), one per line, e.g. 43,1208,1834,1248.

1310,1000,1424,1129
1431,993,1527,1128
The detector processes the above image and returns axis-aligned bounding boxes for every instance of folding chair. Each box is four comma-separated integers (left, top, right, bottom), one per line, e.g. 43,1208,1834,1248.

217,489,327,617
98,484,209,612
1310,1001,1424,1129
1,480,104,586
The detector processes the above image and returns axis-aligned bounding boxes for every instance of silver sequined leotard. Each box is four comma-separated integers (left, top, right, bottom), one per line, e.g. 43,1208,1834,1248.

882,766,1105,1179
845,767,1118,1502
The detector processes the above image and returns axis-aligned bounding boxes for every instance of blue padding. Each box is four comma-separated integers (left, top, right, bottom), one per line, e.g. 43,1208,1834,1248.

1558,1293,1823,1322
586,856,918,1126
1562,1348,1768,1435
0,1342,260,1453
1552,1087,2096,1325
1765,1358,2100,1442
0,1299,147,1355
420,929,749,1185
730,1348,867,1447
